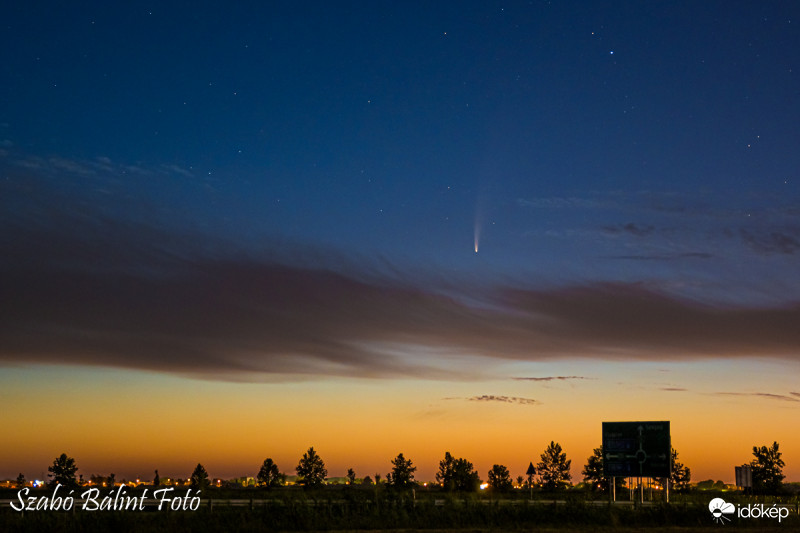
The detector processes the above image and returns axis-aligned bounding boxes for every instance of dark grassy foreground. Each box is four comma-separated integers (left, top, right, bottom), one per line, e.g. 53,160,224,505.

2,487,798,532
2,499,798,532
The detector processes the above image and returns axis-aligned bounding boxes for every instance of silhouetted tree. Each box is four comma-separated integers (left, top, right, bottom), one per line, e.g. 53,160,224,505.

537,441,571,491
346,468,356,485
695,479,725,490
374,473,381,484
582,446,625,492
670,448,691,492
48,453,78,488
436,452,456,489
15,473,26,488
190,463,209,490
435,452,480,491
295,447,327,488
452,457,481,491
751,441,785,494
153,469,160,487
516,475,524,487
582,446,604,490
387,453,417,489
109,473,116,487
362,475,373,485
487,464,512,492
257,458,285,488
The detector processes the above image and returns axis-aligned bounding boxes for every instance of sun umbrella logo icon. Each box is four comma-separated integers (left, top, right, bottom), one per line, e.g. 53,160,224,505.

709,498,736,524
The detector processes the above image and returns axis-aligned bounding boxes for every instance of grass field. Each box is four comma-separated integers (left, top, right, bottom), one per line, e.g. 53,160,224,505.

2,486,798,532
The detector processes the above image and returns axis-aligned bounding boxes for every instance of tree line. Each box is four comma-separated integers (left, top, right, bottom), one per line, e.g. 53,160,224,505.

32,441,787,495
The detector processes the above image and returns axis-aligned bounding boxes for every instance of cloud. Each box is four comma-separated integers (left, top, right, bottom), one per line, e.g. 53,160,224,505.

714,392,800,403
512,376,591,382
739,228,800,255
605,252,713,261
3,211,800,382
465,395,538,405
5,152,197,182
516,196,609,210
660,387,688,392
161,164,194,178
3,228,800,383
602,223,655,237
519,192,800,263
3,168,800,382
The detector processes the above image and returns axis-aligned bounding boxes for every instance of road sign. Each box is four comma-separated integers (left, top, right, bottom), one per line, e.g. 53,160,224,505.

602,421,671,478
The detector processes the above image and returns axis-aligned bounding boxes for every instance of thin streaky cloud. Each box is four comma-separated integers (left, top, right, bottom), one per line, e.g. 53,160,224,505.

714,392,800,403
516,196,609,210
601,223,655,237
605,252,714,261
512,376,592,382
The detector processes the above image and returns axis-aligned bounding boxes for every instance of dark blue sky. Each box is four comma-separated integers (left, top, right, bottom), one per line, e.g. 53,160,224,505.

2,1,800,380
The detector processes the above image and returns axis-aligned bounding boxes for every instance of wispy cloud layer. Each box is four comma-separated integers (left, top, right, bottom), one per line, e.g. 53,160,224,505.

739,228,800,255
3,217,800,382
714,392,800,403
3,158,800,382
512,376,592,382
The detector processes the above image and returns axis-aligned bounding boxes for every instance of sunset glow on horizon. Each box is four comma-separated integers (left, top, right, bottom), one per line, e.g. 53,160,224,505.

2,361,798,485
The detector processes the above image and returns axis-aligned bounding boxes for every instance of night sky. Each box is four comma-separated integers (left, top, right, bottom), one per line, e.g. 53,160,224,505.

2,1,799,483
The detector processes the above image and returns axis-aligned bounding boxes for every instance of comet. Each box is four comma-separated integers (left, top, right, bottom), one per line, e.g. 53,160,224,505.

474,199,483,253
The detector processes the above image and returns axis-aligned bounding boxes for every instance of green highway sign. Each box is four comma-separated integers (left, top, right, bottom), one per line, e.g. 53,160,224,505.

602,421,671,478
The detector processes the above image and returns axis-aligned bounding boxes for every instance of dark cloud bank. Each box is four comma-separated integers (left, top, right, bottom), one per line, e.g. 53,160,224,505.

3,228,800,382
2,177,800,382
